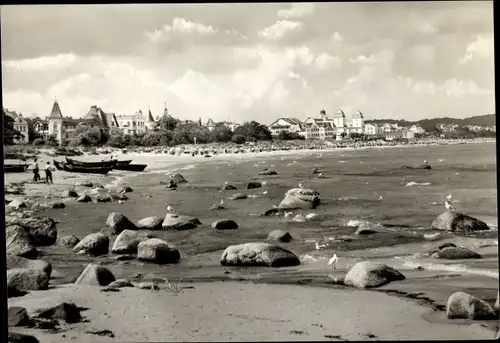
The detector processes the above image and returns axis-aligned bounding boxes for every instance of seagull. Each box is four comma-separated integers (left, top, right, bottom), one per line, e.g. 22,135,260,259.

220,199,225,206
315,242,327,250
328,254,339,269
445,200,456,211
378,196,383,201
284,211,293,218
298,183,303,188
446,193,452,201
166,205,175,212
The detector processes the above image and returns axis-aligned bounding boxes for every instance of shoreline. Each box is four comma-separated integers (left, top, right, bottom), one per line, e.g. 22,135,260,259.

6,140,499,341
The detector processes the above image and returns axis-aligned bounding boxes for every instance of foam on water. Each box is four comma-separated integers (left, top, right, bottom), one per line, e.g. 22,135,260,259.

405,181,432,187
401,260,499,279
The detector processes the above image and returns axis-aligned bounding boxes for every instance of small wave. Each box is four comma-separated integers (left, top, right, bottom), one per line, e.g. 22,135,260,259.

299,254,327,263
337,196,359,201
104,175,125,189
401,260,499,279
405,181,432,187
346,219,383,229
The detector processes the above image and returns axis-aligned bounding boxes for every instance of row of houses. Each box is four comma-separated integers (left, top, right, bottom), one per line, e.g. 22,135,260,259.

267,109,427,141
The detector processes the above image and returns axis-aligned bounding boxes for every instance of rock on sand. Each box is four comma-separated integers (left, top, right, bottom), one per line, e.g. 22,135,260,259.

137,216,163,230
106,212,137,233
34,302,82,323
8,332,39,343
56,235,80,248
112,230,152,254
220,242,300,267
76,194,92,202
431,211,490,234
7,268,49,291
137,238,181,264
74,263,116,286
6,225,38,259
170,173,188,184
212,219,239,230
8,199,27,209
8,306,32,327
258,169,278,176
162,213,201,230
20,217,58,246
73,233,109,256
266,230,293,243
246,181,262,189
279,188,320,209
61,189,78,198
344,261,406,288
7,255,52,278
446,291,497,320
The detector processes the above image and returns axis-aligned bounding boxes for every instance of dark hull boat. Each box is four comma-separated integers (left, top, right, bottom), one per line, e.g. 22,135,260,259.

54,160,112,174
114,163,147,172
4,164,28,173
65,157,118,168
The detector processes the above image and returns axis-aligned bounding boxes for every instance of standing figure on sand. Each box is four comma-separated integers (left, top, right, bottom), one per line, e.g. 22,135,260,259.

31,158,40,182
45,161,55,184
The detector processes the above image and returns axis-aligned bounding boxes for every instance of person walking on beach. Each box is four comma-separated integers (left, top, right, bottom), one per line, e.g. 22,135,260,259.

32,158,40,183
44,161,55,184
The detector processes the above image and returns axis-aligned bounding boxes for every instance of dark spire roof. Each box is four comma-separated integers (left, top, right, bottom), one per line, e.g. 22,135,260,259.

49,100,63,118
147,109,155,122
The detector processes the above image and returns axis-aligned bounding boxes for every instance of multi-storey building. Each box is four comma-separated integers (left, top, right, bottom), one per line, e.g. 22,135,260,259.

304,110,337,140
364,123,379,135
267,118,304,136
116,110,146,135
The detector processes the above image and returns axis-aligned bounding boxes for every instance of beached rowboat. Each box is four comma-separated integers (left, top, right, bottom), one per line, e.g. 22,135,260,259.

65,157,120,168
113,163,147,172
54,160,112,174
4,164,29,173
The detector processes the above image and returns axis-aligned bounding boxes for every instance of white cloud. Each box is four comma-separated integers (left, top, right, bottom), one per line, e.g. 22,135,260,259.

315,53,341,70
146,17,218,43
277,3,315,19
409,12,439,35
331,32,343,44
349,54,375,64
460,35,494,64
2,53,78,71
258,20,304,40
285,46,315,65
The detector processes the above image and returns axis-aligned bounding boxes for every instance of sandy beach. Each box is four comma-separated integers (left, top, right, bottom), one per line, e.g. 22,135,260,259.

6,140,499,342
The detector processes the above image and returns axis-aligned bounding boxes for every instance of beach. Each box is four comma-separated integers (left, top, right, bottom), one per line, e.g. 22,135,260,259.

6,140,499,341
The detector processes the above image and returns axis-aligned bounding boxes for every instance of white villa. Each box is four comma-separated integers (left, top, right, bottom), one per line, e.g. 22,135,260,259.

303,109,365,140
268,118,304,136
116,110,146,135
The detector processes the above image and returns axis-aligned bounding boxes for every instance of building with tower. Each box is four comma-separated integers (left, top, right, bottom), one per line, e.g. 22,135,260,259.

116,110,146,135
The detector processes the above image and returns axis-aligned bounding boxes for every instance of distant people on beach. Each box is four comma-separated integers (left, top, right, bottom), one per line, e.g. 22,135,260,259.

45,161,55,184
31,158,40,182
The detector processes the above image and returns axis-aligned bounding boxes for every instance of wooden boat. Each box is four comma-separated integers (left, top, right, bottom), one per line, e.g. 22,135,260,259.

4,164,29,173
114,160,134,168
113,163,147,172
54,160,112,174
65,157,118,168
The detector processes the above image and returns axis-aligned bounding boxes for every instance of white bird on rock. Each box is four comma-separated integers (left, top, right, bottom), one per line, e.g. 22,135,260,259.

220,199,225,206
328,254,339,269
446,193,452,201
378,196,383,201
166,205,175,212
284,211,293,218
445,200,456,211
298,183,303,188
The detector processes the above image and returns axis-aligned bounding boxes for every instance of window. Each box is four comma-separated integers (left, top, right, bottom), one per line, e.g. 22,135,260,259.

53,123,58,130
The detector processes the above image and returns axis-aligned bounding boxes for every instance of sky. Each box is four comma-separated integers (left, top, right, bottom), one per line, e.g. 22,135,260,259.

1,2,495,124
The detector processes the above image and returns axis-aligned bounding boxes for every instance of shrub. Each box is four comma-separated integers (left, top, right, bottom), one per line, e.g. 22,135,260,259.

33,138,45,146
231,134,246,144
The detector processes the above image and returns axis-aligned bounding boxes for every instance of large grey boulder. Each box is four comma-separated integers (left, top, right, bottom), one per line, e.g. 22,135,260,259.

137,238,181,264
112,230,152,254
246,181,262,189
20,217,57,246
137,216,163,230
344,261,406,288
221,184,237,191
76,194,92,203
7,256,52,278
431,211,490,234
7,268,49,291
278,188,320,209
266,230,293,243
258,169,278,176
74,263,115,286
431,247,482,260
6,225,38,259
162,213,201,230
220,242,300,267
8,199,27,209
8,332,40,343
446,291,497,320
106,212,137,234
8,306,32,327
61,189,78,198
94,194,112,203
56,235,80,248
73,233,109,256
170,173,188,184
211,219,239,230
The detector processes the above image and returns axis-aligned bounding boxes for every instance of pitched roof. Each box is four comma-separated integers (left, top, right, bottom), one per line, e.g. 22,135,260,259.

83,105,118,128
334,109,345,118
146,110,155,122
49,100,63,118
206,118,216,126
352,110,363,118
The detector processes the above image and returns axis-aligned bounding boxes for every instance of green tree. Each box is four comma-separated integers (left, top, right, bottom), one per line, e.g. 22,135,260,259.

210,123,233,142
2,113,21,145
231,134,246,144
46,134,59,147
233,121,272,141
159,115,180,131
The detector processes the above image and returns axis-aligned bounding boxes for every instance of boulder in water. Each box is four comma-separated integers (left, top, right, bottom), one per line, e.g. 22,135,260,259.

112,230,152,254
8,307,32,327
95,194,112,203
278,188,320,209
170,173,188,184
211,219,239,230
221,184,238,191
7,268,49,291
162,213,201,230
344,261,406,288
354,228,378,235
229,193,248,200
108,279,134,288
76,194,92,202
6,225,38,259
220,242,300,267
137,238,181,264
57,235,80,248
258,169,278,176
446,291,496,320
20,217,57,246
73,233,109,256
246,181,262,189
431,246,482,259
74,263,115,286
106,212,137,233
266,230,293,243
61,189,78,198
431,211,490,234
137,216,163,230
